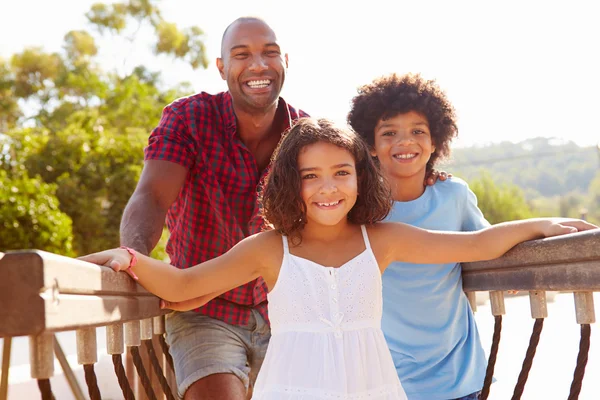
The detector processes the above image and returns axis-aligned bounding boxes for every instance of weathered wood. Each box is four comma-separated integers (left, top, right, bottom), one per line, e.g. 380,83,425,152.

574,292,596,324
141,319,153,341
529,291,548,319
1,337,11,400
107,324,124,355
153,316,166,335
462,230,600,292
466,292,477,312
489,291,506,316
76,327,97,365
0,251,168,337
29,333,54,379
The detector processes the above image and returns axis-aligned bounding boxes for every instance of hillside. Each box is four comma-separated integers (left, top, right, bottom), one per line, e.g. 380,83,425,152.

440,138,599,199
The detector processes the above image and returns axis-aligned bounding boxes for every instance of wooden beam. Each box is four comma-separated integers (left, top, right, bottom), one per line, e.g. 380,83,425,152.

463,230,600,292
0,251,168,337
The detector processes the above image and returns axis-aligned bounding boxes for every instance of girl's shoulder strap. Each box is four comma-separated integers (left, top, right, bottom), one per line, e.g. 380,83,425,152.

281,234,290,255
360,225,373,250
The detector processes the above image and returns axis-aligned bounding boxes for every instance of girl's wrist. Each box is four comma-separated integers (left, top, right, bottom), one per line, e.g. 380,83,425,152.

119,246,139,280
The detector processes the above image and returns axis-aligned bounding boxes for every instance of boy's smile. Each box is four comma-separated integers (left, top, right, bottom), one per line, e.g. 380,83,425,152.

372,111,435,190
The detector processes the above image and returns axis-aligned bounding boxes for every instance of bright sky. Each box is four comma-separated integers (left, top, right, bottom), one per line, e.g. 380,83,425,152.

1,0,599,147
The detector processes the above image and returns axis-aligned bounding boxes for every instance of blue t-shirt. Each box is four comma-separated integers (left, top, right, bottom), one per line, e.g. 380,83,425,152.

382,177,489,400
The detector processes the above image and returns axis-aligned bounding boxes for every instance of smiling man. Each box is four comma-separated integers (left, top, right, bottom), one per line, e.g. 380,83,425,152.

119,17,307,400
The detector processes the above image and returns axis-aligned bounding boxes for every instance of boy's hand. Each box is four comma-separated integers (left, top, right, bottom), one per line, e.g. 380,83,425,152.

425,169,451,186
78,249,137,280
540,218,598,238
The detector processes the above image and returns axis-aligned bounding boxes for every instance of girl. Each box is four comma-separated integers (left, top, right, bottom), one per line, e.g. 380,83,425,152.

80,118,595,400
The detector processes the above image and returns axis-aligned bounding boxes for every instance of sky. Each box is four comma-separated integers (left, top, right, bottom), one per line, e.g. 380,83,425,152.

1,0,599,148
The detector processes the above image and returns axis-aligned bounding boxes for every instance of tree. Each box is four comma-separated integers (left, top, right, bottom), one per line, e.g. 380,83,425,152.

469,172,536,224
0,0,206,256
0,170,73,255
586,171,600,224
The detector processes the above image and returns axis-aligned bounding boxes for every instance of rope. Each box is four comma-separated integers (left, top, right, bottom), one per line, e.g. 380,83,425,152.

143,339,176,400
112,354,135,400
130,346,158,400
511,318,544,400
159,334,175,372
36,379,55,400
83,364,102,400
568,324,591,400
480,315,502,400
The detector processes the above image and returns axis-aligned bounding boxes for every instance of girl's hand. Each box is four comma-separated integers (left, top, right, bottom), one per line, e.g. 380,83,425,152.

540,218,598,238
78,249,137,280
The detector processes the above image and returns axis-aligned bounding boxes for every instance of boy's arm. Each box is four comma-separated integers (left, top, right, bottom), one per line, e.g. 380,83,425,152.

380,218,597,267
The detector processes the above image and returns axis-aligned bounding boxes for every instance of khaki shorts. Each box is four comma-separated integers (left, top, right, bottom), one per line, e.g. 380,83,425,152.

165,309,270,398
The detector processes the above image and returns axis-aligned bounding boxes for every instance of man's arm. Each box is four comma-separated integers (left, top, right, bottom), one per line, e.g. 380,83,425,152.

120,160,188,255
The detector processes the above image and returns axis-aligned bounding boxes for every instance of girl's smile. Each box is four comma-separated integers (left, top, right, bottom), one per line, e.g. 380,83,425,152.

298,142,358,227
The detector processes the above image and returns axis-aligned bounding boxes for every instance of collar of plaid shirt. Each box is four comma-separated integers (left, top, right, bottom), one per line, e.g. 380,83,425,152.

147,91,307,326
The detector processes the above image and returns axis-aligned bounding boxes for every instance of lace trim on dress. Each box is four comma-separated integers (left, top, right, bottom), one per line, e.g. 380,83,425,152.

254,383,404,399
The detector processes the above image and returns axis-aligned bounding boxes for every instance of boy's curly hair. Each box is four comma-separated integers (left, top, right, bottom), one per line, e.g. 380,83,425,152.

261,117,392,243
347,73,458,169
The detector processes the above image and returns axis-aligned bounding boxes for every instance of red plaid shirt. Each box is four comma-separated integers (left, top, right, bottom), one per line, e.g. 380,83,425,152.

144,91,307,326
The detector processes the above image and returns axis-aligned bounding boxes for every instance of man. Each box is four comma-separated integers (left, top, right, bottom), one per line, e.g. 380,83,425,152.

120,17,307,400
121,17,446,400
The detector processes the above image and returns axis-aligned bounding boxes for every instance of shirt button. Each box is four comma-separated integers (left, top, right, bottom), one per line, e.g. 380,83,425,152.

331,284,337,290
332,298,338,303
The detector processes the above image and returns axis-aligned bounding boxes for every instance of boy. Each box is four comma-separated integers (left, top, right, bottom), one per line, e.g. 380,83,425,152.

348,73,486,400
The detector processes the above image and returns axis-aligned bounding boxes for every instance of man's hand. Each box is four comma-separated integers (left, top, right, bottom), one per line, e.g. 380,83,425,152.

160,295,215,311
424,169,452,186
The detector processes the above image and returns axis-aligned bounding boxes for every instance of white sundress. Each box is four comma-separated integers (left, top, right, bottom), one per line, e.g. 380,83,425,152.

252,225,407,400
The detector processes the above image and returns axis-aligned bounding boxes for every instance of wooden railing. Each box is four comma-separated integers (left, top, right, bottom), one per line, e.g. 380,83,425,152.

0,250,173,400
1,229,599,399
462,229,600,400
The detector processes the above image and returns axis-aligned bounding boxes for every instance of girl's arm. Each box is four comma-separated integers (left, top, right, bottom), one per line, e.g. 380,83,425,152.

78,232,274,302
379,218,597,266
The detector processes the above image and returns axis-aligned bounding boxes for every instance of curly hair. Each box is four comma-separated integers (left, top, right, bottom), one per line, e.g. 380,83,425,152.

347,73,458,169
261,117,392,243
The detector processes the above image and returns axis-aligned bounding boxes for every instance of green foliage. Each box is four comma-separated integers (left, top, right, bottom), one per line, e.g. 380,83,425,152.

469,172,536,224
442,138,599,223
86,0,208,69
0,170,73,255
445,138,598,198
0,1,206,255
585,172,600,224
10,48,63,99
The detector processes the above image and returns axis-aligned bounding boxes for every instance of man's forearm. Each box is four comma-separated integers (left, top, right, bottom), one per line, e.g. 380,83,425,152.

120,192,168,256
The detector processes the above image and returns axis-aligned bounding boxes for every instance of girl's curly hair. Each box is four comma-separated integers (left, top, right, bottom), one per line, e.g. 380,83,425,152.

347,73,458,169
261,118,392,243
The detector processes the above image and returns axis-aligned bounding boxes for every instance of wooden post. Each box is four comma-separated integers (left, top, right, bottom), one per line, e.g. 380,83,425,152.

1,338,12,400
156,315,177,397
139,318,161,400
489,291,506,316
466,292,477,312
76,327,97,365
574,292,596,324
29,333,54,379
106,324,124,355
529,291,548,319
